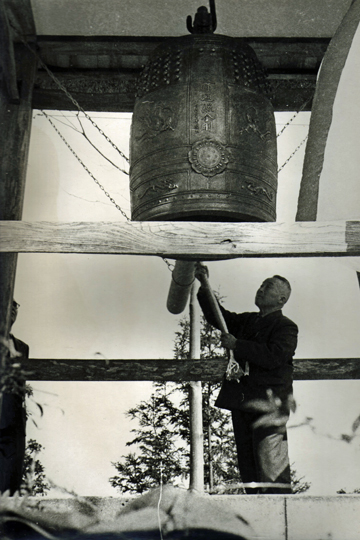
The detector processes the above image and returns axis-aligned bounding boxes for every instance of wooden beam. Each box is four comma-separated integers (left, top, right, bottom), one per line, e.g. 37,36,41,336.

0,0,19,101
35,36,328,73
0,36,37,375
1,0,36,102
32,37,327,112
20,358,360,381
1,220,360,259
32,70,316,113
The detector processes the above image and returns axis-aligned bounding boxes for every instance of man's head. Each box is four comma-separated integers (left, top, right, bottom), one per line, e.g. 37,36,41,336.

11,300,19,327
255,276,291,315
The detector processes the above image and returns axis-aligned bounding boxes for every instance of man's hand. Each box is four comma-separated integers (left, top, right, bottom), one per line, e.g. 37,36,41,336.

221,332,237,350
0,336,21,358
194,263,209,283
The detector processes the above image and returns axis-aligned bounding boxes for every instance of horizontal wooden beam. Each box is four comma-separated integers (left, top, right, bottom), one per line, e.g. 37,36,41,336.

1,220,360,259
32,37,327,112
32,71,316,113
36,36,329,73
21,358,360,381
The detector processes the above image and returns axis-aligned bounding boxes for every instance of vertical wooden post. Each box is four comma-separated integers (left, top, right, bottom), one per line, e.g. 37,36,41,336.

189,283,204,492
0,43,36,367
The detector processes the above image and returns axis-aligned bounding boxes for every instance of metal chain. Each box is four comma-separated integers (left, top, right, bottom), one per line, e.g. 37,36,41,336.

162,258,175,272
41,110,131,221
43,111,177,272
40,63,130,164
277,134,308,174
10,23,176,273
10,24,130,165
277,94,313,138
43,110,175,272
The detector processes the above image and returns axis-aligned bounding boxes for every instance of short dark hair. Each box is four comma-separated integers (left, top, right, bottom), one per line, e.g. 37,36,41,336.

273,275,291,302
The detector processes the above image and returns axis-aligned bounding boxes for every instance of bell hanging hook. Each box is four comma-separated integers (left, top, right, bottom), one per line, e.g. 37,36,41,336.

186,0,217,34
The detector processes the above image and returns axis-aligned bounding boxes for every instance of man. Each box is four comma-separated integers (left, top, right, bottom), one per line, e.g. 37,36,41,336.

0,300,29,495
195,265,298,494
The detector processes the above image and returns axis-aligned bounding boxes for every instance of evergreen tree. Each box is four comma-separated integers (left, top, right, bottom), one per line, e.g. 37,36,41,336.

110,387,187,494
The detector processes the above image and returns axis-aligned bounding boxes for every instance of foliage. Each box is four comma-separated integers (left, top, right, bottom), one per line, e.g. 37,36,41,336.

109,388,187,494
21,439,50,496
0,357,27,399
290,466,311,494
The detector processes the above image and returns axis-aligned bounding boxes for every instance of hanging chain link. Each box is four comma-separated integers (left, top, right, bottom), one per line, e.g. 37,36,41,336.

10,23,130,165
162,258,175,272
11,23,177,272
276,93,312,173
276,94,313,138
43,110,174,271
277,134,308,174
41,110,131,221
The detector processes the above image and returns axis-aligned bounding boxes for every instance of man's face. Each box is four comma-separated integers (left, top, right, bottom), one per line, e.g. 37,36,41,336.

11,301,19,326
255,278,285,311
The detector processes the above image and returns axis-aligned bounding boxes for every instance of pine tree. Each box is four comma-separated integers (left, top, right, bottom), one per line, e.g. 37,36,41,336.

110,387,187,494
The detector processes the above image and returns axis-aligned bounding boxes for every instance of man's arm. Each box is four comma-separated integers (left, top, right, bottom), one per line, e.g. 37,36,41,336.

233,319,298,370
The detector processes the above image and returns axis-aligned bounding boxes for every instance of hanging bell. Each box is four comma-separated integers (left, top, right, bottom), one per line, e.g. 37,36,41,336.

130,5,277,223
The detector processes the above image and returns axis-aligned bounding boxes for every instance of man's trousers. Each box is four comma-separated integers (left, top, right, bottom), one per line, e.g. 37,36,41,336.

231,409,292,494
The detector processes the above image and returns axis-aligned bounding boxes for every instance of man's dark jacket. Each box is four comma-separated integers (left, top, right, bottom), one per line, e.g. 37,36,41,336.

0,336,29,494
197,288,298,411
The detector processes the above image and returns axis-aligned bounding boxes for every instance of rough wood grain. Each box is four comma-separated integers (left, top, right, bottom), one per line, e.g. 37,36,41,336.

0,0,19,101
35,37,329,73
1,220,359,259
32,37,326,112
20,358,360,381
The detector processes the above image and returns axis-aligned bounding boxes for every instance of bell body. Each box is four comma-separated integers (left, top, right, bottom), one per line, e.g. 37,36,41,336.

130,34,277,222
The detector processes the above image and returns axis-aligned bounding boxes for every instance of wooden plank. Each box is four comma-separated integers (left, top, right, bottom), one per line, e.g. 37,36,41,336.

32,71,316,113
1,0,36,102
35,36,328,72
5,0,36,40
0,0,19,101
32,36,326,112
0,42,37,372
20,358,360,381
1,220,360,258
32,70,139,113
296,0,360,221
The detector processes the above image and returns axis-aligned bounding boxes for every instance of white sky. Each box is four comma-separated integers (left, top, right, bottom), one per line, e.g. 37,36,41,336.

13,26,360,496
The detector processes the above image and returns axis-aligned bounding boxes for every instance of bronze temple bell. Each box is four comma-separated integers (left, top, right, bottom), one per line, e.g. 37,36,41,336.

130,4,277,223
